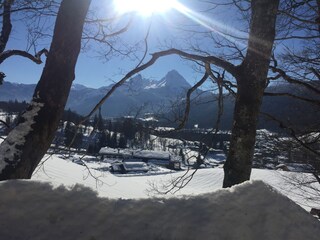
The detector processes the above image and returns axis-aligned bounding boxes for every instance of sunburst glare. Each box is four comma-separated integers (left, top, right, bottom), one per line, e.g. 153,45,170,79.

113,0,178,17
172,1,248,47
113,0,247,47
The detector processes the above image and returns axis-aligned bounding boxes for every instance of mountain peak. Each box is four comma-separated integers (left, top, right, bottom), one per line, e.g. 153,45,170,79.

131,74,143,81
158,70,191,89
71,83,88,91
127,74,152,91
166,69,182,78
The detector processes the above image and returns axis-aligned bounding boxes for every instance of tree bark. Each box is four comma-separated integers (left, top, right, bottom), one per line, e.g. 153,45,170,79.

317,0,320,33
223,0,279,187
0,0,12,53
0,0,91,180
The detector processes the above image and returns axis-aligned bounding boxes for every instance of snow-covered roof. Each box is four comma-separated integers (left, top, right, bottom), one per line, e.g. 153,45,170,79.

99,147,170,160
133,150,170,160
98,147,132,157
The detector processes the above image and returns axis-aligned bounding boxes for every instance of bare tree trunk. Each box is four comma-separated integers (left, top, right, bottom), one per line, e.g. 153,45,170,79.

223,0,279,187
0,0,91,180
317,0,320,33
0,0,12,53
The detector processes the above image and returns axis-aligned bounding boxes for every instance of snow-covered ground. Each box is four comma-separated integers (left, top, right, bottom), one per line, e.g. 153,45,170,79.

0,154,320,239
1,177,319,240
29,154,319,212
0,112,17,122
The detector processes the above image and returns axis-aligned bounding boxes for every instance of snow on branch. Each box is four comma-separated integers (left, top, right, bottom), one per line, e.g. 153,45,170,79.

0,99,44,173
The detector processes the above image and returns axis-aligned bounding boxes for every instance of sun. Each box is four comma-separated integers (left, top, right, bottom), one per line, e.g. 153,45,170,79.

113,0,177,17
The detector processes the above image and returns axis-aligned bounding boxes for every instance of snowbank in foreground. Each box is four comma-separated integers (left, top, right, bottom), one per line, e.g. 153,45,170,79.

31,156,319,211
0,180,319,240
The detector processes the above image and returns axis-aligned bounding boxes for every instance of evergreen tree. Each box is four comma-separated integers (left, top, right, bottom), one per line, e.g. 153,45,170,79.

97,108,104,131
123,118,136,140
99,131,107,148
91,112,105,131
118,134,127,149
73,131,83,151
87,144,95,154
64,121,83,149
64,121,73,147
93,114,98,128
5,115,11,127
106,131,111,147
107,120,113,132
110,133,117,148
179,148,185,165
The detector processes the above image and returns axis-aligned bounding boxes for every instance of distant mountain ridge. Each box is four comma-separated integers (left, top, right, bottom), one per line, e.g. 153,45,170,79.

1,72,319,131
0,70,195,117
0,81,35,102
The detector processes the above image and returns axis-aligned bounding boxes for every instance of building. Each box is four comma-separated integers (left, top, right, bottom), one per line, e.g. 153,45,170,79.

99,147,181,170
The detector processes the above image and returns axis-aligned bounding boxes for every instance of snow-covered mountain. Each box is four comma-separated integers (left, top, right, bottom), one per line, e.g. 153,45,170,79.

121,70,191,93
67,70,195,117
146,70,191,89
158,70,191,88
1,72,318,130
0,81,35,101
71,83,91,91
0,70,196,117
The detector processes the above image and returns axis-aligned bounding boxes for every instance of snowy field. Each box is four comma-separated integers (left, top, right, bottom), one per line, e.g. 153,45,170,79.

30,154,319,211
1,153,320,239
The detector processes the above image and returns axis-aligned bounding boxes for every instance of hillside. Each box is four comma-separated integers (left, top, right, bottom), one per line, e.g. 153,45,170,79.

0,73,319,130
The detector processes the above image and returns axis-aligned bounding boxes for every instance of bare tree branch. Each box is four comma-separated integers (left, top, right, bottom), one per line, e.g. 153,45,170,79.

0,119,9,128
80,48,237,124
260,111,320,157
264,91,320,107
0,48,48,64
176,70,209,130
270,66,320,95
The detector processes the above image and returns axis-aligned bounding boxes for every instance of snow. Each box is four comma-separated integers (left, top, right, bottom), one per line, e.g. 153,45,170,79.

142,70,191,90
28,155,320,212
154,126,175,131
0,100,44,173
99,147,170,160
139,116,158,122
71,83,89,91
144,83,158,89
99,146,123,155
276,163,314,173
134,149,170,159
157,79,167,87
0,179,319,240
0,151,319,239
0,112,17,122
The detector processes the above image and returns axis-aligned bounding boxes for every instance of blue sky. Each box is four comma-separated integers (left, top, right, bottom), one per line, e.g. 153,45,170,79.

1,0,243,89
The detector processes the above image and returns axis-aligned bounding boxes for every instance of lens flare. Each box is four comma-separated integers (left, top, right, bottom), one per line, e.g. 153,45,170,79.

113,0,177,17
173,1,248,47
113,0,247,48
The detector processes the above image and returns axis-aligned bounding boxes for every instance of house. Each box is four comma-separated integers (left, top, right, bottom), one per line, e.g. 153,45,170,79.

110,162,149,174
99,147,132,159
99,147,181,170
